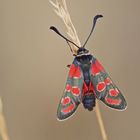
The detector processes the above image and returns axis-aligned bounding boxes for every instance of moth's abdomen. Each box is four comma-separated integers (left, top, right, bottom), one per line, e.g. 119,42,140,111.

82,94,96,111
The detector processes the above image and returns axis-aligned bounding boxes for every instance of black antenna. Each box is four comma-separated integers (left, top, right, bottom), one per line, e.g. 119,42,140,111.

82,15,103,48
50,26,80,49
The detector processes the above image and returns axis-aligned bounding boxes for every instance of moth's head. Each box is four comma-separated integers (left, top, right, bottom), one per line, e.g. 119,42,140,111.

76,47,90,57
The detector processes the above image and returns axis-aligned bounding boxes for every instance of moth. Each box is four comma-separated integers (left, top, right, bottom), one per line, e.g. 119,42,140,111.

50,15,127,121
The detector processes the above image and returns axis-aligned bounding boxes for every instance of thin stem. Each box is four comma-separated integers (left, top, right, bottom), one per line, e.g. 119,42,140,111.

0,98,10,140
95,101,108,140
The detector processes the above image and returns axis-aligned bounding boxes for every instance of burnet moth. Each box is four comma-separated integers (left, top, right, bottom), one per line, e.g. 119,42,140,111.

50,15,127,121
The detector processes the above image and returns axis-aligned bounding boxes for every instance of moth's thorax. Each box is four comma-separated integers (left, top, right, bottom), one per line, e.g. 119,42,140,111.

75,55,92,71
75,54,93,86
75,54,92,65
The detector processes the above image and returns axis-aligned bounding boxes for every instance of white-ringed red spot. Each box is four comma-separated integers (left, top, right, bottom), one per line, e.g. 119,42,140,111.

65,84,71,92
104,77,112,85
72,87,80,96
96,82,106,92
61,97,71,105
109,89,119,97
65,84,80,96
105,97,121,105
61,103,75,114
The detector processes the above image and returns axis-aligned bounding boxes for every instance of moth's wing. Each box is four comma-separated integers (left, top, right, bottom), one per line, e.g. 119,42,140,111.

90,57,127,110
57,60,84,121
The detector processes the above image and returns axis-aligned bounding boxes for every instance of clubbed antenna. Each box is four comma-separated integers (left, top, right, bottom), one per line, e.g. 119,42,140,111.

82,15,103,48
50,26,80,49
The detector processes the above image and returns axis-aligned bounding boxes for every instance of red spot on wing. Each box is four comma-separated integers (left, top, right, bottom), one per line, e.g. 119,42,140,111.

69,64,75,77
109,89,119,97
65,84,71,92
61,97,71,105
105,97,121,105
74,67,81,78
61,103,75,114
104,77,112,85
65,84,81,96
96,60,104,71
97,82,106,92
69,64,81,78
91,63,100,75
91,60,104,75
72,87,80,96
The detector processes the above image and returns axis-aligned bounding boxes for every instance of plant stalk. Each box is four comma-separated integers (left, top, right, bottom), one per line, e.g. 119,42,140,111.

95,101,108,140
0,98,10,140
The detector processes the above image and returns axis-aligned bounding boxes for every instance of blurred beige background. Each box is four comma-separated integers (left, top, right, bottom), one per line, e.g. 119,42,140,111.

0,0,140,140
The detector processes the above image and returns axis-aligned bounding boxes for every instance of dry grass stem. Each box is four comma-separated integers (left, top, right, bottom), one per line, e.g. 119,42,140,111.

50,1,108,140
49,0,81,54
95,101,108,140
0,97,10,140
